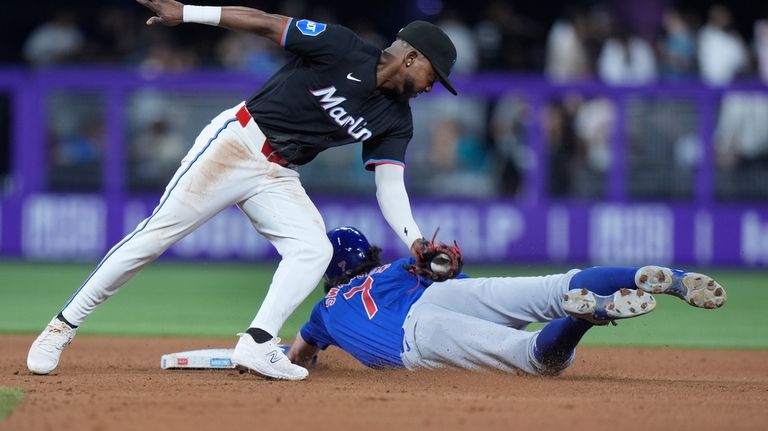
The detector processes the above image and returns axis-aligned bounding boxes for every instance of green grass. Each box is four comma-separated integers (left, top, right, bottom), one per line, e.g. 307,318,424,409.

0,387,24,421
1,261,766,348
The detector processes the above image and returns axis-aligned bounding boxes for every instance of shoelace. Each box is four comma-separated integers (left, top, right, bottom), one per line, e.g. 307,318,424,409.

37,322,73,352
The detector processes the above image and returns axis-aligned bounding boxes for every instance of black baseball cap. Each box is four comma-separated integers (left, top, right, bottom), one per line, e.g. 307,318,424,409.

397,21,458,95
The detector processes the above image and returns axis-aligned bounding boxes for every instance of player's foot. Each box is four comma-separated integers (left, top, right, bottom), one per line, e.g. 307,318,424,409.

230,333,308,381
27,317,78,375
635,266,727,309
563,288,656,325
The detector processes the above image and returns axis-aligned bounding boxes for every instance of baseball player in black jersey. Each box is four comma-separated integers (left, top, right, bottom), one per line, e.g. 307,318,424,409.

26,0,458,380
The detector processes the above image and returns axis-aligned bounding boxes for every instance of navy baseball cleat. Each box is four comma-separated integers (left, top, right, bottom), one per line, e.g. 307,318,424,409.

634,266,727,309
562,288,656,325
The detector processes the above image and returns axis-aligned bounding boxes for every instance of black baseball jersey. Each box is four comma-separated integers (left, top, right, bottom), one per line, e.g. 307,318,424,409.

245,18,413,169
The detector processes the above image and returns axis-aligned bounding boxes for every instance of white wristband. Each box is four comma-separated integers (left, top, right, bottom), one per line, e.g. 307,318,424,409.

182,5,222,26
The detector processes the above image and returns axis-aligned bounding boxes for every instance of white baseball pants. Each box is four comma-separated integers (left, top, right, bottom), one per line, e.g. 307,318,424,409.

400,270,579,374
60,102,333,336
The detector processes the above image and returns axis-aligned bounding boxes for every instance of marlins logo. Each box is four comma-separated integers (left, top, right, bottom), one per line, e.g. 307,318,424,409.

310,86,373,141
296,19,327,36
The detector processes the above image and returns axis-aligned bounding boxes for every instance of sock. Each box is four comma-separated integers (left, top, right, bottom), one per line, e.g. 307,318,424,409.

533,316,592,368
246,327,273,343
56,312,78,329
569,266,639,295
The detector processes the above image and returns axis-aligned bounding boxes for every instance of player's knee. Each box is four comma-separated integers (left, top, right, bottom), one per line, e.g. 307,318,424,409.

299,233,333,267
312,236,333,266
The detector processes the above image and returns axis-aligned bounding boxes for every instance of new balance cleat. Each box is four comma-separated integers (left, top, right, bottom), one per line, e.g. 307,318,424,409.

563,288,656,325
635,266,726,309
230,333,308,381
27,317,78,375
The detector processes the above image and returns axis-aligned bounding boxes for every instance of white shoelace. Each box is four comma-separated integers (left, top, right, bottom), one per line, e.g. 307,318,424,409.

36,322,74,352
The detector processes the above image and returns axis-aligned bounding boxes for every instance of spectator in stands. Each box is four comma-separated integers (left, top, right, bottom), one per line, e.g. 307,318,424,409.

54,117,102,168
424,99,493,197
715,93,768,170
545,8,591,81
473,1,544,71
138,40,199,74
216,33,283,75
574,98,614,177
23,11,85,66
597,27,657,85
658,8,697,80
698,5,750,85
130,117,186,189
754,18,768,83
436,8,479,75
49,115,103,190
489,96,529,195
545,96,581,196
92,5,142,63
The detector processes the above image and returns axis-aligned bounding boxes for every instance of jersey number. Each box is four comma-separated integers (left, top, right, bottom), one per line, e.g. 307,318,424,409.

343,277,378,319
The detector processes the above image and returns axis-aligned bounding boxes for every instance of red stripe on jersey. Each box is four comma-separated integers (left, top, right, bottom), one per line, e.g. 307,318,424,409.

343,277,378,319
364,160,405,169
280,18,293,47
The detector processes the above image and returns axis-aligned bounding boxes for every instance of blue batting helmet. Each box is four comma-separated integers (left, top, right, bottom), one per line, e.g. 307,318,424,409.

325,226,372,280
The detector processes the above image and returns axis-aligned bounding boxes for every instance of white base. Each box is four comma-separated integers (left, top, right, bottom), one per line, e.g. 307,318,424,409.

160,348,235,370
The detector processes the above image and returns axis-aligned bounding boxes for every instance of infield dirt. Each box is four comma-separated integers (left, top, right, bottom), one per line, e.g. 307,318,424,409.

1,334,766,431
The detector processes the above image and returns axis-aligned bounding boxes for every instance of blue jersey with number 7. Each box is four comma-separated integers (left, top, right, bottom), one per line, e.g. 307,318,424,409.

299,257,431,368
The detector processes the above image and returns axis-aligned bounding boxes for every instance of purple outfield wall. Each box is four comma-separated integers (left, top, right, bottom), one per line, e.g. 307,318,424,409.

3,194,768,267
1,68,767,266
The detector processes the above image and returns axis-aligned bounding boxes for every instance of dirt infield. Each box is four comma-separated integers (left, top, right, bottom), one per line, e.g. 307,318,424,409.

2,334,767,431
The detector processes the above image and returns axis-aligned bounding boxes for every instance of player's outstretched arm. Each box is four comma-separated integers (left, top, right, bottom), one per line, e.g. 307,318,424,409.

374,164,424,252
136,0,289,45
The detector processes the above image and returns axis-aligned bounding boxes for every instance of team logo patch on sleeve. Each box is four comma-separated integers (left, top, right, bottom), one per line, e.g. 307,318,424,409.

296,19,327,36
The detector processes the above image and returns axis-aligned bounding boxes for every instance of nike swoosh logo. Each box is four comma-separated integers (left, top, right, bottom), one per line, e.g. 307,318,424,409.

346,73,362,82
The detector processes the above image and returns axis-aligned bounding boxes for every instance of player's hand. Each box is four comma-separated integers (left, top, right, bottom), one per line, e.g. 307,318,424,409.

136,0,184,26
409,237,464,282
286,332,320,368
409,238,427,260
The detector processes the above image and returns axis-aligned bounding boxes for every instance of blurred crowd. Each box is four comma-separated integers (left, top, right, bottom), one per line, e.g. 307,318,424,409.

10,1,768,200
18,2,768,84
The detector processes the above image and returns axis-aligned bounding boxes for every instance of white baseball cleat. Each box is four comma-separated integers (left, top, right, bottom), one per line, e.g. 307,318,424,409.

635,266,727,309
563,288,656,325
27,317,78,375
230,333,308,381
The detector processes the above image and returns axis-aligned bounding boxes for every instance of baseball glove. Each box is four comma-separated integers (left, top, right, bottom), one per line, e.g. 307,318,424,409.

408,236,464,282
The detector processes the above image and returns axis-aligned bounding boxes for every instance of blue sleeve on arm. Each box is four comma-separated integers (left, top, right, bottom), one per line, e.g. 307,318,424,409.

299,302,336,350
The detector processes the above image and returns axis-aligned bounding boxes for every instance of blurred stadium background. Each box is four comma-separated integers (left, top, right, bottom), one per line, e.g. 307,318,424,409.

1,0,767,341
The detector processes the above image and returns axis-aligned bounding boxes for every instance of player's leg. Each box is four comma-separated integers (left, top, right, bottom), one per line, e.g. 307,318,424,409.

230,175,332,380
27,104,264,375
562,267,658,324
472,265,722,370
410,268,654,373
568,266,639,295
534,289,656,369
414,270,581,328
402,304,652,375
401,302,569,375
566,266,727,319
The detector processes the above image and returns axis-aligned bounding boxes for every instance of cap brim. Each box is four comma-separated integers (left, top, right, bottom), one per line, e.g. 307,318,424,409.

434,67,457,95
